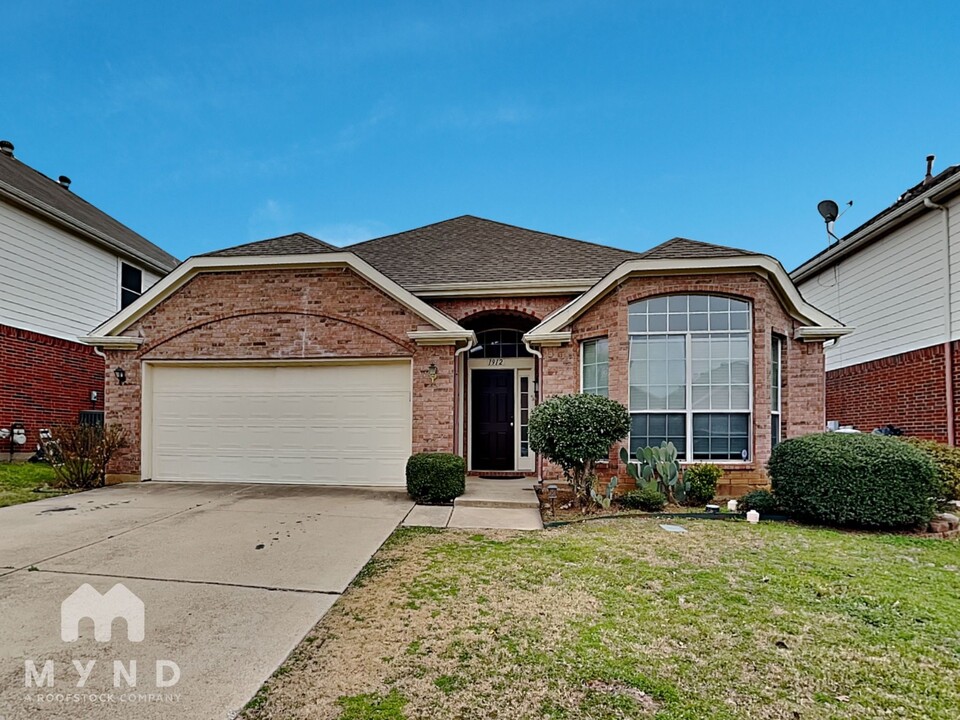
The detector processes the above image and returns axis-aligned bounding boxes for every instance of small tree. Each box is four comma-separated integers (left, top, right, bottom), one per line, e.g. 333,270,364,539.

528,394,630,505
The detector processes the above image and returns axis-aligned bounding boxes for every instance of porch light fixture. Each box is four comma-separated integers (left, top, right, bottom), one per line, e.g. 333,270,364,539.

426,363,438,384
114,367,126,385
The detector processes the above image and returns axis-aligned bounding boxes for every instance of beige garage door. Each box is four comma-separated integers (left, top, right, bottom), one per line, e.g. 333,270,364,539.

148,362,411,485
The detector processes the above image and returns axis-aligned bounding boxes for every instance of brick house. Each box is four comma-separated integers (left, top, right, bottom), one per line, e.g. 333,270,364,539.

793,156,960,444
82,216,846,495
0,140,178,458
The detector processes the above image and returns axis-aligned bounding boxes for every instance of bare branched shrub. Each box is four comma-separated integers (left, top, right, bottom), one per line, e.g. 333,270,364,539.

48,424,128,490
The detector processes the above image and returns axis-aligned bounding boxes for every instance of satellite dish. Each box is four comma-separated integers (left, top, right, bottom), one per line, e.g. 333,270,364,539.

817,200,840,223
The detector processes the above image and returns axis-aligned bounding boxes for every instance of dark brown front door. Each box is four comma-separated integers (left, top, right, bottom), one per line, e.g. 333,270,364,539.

472,370,514,470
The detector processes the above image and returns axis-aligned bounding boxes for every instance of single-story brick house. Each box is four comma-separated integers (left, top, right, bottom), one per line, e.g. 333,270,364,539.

82,216,848,495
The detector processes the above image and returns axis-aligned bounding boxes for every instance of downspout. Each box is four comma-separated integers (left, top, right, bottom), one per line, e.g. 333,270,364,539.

925,197,954,445
523,338,544,480
453,338,476,457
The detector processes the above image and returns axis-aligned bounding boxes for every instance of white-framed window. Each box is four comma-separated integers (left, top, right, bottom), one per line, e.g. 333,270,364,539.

771,335,782,448
581,338,609,397
120,262,143,309
628,294,752,461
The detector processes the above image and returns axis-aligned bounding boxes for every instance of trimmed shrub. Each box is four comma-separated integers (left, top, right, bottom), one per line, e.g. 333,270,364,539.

902,437,960,501
738,489,778,515
769,432,938,529
683,463,722,506
620,486,668,512
406,453,465,504
528,394,630,504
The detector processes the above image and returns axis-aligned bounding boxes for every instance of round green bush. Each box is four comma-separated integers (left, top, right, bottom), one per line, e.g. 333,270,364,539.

528,393,630,502
738,489,778,515
902,437,960,501
683,463,722,505
620,486,667,512
769,432,938,529
405,453,466,504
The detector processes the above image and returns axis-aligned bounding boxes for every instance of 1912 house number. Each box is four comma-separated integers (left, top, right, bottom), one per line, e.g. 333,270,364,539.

487,358,504,366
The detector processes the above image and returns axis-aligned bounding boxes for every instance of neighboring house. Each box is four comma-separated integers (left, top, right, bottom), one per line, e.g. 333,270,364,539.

793,157,960,443
0,140,178,456
83,215,845,496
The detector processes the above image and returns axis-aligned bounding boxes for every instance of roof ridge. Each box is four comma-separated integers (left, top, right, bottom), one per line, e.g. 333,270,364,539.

641,236,760,257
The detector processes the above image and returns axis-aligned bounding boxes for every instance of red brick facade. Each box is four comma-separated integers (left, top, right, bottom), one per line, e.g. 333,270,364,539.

1,324,104,454
826,342,955,443
99,264,826,495
539,273,825,496
103,268,456,479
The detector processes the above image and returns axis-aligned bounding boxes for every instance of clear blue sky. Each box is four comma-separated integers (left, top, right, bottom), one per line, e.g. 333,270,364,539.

4,1,960,270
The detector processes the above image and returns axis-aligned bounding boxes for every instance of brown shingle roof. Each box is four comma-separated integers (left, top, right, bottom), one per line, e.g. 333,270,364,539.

0,145,178,272
638,237,759,260
348,215,640,287
204,232,338,257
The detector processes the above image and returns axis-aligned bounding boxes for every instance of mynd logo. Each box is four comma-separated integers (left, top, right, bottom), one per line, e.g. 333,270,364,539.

22,583,181,706
61,583,145,643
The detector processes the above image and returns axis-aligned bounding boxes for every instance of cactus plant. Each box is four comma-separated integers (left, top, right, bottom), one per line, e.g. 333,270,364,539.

590,476,618,510
619,442,687,504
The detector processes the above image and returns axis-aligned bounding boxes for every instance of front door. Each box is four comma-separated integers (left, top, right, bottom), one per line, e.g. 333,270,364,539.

472,370,514,470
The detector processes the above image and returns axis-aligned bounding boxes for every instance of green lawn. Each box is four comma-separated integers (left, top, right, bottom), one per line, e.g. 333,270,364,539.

0,462,67,507
243,520,960,720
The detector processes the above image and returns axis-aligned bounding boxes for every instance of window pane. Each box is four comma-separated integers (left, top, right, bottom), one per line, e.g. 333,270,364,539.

120,263,142,293
692,413,750,460
597,338,609,363
583,364,597,391
583,341,596,365
648,297,668,313
120,288,139,309
689,295,708,312
668,295,687,312
628,314,647,333
648,314,667,331
630,414,686,458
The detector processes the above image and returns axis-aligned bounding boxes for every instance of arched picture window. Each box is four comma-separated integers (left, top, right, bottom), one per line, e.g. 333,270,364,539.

470,329,531,358
628,294,752,461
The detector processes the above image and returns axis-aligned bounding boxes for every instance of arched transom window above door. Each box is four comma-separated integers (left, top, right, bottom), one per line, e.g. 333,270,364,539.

470,329,532,358
625,294,752,462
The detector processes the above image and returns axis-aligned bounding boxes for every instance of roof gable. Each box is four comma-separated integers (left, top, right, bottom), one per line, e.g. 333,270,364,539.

0,145,178,273
348,215,639,288
639,237,759,260
204,232,338,257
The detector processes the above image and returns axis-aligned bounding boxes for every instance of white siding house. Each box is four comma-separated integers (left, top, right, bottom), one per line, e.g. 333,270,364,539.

792,158,960,442
0,141,176,341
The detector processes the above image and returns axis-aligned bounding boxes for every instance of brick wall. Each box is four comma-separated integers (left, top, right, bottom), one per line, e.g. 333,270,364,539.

539,273,825,496
430,295,575,323
103,268,457,479
0,324,104,454
826,343,950,442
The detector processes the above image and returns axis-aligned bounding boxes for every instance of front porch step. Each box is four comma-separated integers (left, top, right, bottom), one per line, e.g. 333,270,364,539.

456,478,541,509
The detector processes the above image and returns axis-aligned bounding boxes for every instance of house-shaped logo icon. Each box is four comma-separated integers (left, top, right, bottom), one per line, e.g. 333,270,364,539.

61,583,145,643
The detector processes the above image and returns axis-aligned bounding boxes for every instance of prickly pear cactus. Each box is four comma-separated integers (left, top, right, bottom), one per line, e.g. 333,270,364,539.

619,442,686,504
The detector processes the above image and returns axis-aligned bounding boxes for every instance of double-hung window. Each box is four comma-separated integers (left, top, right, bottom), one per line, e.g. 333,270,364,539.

628,295,752,461
581,338,609,397
120,262,143,309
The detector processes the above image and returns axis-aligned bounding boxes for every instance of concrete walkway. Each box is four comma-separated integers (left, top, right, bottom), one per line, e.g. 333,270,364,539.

0,482,413,720
403,478,543,530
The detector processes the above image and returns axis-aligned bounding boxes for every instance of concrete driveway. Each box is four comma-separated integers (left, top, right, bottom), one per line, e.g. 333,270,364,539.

0,482,414,719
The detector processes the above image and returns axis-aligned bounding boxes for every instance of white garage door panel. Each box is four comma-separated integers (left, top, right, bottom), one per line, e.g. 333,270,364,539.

150,363,411,485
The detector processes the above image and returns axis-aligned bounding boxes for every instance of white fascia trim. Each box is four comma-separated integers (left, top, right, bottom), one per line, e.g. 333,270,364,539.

527,256,845,338
791,173,960,283
523,331,572,347
0,181,177,275
407,329,477,346
89,252,469,337
408,278,598,297
794,326,855,342
78,335,144,350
